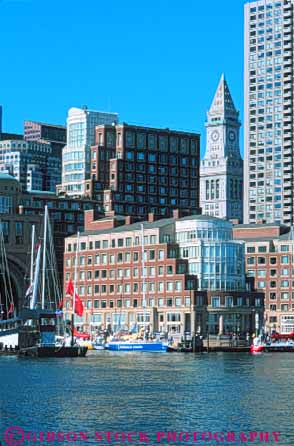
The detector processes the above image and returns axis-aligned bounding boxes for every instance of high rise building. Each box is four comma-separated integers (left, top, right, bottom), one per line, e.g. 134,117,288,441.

244,0,294,225
0,139,61,192
200,75,243,221
61,107,118,196
24,120,66,155
84,123,201,219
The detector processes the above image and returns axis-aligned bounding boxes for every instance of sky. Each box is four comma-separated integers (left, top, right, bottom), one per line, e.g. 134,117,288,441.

0,0,248,157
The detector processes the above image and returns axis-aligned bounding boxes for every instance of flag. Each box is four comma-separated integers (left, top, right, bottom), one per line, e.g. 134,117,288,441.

66,278,74,296
58,298,63,310
66,279,84,317
74,294,84,317
8,303,14,315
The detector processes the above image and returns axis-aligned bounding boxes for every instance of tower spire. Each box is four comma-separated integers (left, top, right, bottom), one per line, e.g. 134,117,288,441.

208,74,238,119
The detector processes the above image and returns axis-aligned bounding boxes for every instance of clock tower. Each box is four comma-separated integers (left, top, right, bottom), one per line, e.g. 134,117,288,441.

200,74,243,222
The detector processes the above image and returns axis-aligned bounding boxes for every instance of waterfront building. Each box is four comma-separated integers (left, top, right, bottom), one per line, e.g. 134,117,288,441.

244,0,294,225
0,139,61,192
0,173,104,304
61,107,118,196
233,223,294,334
82,123,201,220
200,75,243,222
63,211,263,337
24,120,66,155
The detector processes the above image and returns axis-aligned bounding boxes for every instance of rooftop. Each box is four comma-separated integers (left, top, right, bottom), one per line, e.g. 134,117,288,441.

76,214,230,238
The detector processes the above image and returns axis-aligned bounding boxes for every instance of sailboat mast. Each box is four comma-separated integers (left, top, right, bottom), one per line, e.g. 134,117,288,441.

41,206,48,309
30,225,35,286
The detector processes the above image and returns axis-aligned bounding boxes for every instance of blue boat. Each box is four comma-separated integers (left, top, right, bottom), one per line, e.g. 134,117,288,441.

106,341,168,352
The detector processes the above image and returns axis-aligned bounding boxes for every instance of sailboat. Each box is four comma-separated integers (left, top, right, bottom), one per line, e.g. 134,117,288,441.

0,207,87,357
0,220,21,350
106,224,168,352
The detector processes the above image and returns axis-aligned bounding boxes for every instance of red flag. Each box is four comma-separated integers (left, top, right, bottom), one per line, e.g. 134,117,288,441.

58,298,63,310
74,293,84,317
66,278,74,295
66,279,84,317
8,303,14,315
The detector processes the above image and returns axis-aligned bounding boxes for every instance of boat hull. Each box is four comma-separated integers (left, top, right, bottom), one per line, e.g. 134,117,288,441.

251,344,294,353
19,345,88,358
107,342,168,352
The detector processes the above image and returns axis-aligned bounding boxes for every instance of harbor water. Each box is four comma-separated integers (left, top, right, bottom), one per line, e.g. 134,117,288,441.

0,351,293,445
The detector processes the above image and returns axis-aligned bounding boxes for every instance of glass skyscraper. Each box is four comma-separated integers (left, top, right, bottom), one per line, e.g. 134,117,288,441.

244,0,294,225
62,107,118,196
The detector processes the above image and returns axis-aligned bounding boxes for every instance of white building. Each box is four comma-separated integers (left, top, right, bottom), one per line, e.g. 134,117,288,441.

200,75,243,222
62,107,118,196
244,0,294,225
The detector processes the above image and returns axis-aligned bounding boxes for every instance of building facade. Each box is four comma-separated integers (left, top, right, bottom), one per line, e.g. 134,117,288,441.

83,123,201,220
200,75,243,222
63,212,263,337
61,107,118,196
233,223,294,333
244,0,294,225
0,139,61,192
24,120,66,156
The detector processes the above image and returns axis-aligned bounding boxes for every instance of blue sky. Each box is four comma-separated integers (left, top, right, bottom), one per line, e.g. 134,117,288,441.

0,0,248,157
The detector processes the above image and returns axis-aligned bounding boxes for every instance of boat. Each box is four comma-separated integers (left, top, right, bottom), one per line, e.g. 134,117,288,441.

17,207,87,358
251,332,294,353
105,339,168,352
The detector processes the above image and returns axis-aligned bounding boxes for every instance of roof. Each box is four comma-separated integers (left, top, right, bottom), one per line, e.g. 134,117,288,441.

0,173,18,182
74,214,231,238
79,217,175,237
209,74,239,118
234,223,283,229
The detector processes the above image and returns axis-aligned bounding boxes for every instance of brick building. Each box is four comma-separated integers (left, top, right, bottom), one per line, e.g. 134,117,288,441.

80,123,201,220
63,211,263,336
233,223,294,333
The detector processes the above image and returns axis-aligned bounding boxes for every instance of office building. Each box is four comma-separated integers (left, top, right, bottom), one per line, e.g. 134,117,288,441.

200,75,243,222
83,123,201,220
234,223,294,334
63,211,263,336
0,139,61,192
24,120,66,155
244,0,294,224
61,107,118,196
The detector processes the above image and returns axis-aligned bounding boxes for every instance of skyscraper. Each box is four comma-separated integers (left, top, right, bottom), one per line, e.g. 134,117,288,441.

244,0,294,225
200,75,243,222
61,107,118,196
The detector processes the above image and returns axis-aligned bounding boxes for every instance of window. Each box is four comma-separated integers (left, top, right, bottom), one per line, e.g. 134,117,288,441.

258,246,267,253
247,257,256,265
225,296,233,307
281,256,289,264
212,297,220,308
247,247,256,253
258,257,266,264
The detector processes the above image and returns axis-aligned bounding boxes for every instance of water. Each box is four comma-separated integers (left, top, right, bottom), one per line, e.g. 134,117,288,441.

0,351,293,445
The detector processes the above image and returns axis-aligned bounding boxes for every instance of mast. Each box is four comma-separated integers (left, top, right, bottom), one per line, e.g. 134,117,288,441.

41,206,48,309
72,231,80,346
30,225,35,286
30,244,41,310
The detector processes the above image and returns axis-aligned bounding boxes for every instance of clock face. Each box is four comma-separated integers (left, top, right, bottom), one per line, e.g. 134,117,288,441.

228,130,236,142
211,130,220,142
